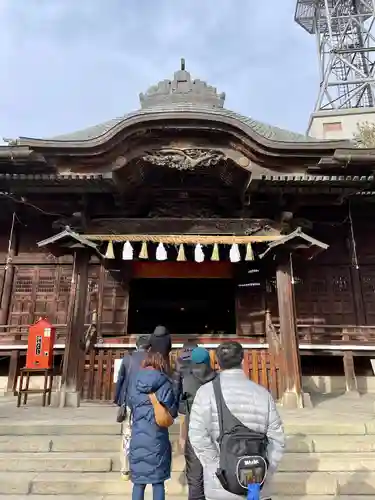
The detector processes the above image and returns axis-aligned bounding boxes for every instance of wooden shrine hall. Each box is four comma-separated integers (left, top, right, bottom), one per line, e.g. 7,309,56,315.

0,60,375,408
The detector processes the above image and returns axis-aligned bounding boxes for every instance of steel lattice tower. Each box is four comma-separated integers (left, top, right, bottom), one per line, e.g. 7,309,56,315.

295,0,375,110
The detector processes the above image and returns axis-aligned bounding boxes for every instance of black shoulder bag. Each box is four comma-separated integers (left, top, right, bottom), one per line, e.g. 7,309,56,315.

212,376,269,496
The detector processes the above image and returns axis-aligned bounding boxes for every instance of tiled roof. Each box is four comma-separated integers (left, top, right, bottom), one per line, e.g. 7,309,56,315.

48,104,316,144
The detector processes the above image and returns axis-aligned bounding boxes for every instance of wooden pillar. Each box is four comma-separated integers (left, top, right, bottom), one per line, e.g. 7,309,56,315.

59,251,89,407
124,284,130,335
342,331,359,396
1,215,17,395
122,262,132,335
265,310,280,357
276,254,309,408
0,214,16,327
7,349,20,394
96,263,105,339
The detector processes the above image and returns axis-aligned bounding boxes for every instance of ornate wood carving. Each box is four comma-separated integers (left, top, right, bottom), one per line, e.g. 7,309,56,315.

142,149,226,170
59,131,253,173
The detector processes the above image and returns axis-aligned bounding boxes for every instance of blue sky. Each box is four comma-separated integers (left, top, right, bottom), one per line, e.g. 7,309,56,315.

0,0,318,140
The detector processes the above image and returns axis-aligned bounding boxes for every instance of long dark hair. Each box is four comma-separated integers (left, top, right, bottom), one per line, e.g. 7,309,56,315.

142,351,169,374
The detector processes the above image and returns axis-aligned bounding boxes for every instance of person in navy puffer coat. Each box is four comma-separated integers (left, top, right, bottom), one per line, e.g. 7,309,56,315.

128,351,178,500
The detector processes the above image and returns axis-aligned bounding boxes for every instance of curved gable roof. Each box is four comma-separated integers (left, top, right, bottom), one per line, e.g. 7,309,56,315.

47,104,315,144
10,61,351,152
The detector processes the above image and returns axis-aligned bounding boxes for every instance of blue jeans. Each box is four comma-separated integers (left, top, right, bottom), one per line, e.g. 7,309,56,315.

132,483,165,500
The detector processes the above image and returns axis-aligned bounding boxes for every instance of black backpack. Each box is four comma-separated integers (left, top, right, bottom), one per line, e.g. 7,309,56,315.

212,376,269,496
182,370,217,417
182,375,202,415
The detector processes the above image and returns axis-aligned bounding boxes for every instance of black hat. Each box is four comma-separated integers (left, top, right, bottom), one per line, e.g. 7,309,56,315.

136,334,151,349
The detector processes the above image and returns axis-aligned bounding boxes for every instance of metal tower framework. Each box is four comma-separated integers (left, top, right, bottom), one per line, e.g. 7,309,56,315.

295,0,375,110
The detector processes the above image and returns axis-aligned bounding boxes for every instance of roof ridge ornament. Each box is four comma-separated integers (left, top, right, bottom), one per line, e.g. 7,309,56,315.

139,58,225,110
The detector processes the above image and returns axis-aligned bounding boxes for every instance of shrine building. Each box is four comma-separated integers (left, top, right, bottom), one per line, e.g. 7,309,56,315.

0,60,374,408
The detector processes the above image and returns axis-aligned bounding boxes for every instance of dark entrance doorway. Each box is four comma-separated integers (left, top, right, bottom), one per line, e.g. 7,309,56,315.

128,278,236,335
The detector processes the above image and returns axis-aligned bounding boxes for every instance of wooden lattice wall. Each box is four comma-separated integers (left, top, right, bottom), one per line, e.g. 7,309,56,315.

6,263,130,341
85,265,129,337
81,348,281,401
9,265,72,325
7,265,72,341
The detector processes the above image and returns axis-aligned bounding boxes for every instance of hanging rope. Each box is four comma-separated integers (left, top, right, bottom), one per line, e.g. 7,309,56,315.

84,233,282,244
5,213,16,271
348,202,359,270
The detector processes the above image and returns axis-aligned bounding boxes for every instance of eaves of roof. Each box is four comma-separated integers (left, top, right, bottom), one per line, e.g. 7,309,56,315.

0,172,373,189
256,174,375,183
10,104,352,153
0,173,113,181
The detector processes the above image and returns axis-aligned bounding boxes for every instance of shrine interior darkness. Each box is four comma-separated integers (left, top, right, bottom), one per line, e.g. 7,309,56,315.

127,278,236,335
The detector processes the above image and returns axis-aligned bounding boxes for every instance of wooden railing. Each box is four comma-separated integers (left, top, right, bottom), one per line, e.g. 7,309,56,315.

0,324,68,346
80,347,281,402
271,322,375,346
2,321,375,349
268,320,375,395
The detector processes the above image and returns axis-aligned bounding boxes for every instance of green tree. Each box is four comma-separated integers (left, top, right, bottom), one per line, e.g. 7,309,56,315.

354,121,375,148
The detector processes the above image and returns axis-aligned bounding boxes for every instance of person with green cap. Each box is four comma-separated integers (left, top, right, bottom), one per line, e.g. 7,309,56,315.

181,346,217,500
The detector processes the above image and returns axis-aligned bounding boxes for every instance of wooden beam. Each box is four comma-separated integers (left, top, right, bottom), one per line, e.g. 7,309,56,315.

59,250,89,407
276,255,308,408
86,218,280,236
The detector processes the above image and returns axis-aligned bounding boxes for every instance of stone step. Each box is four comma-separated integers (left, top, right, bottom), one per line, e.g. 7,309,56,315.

0,451,374,473
0,419,374,436
279,452,375,472
0,422,180,437
0,497,370,500
0,435,121,453
0,497,186,500
1,470,374,496
311,435,375,453
283,421,370,436
2,432,375,453
0,423,122,436
0,453,113,472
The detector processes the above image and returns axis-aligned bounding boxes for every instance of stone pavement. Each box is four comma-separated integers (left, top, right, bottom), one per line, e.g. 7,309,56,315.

0,391,373,425
0,392,374,498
